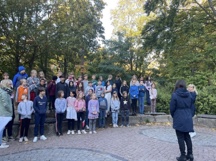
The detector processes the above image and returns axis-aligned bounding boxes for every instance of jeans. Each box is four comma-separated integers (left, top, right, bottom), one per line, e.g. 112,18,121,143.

131,99,137,114
89,119,97,132
0,117,12,145
138,96,145,114
145,90,151,105
77,112,85,130
151,99,156,113
99,109,106,128
56,113,64,133
20,118,30,137
121,110,129,126
176,130,193,155
34,113,46,137
68,119,75,130
85,109,89,127
112,112,119,125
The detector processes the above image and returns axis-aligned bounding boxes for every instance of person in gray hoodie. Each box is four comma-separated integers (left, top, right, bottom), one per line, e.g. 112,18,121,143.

17,94,34,143
95,80,105,98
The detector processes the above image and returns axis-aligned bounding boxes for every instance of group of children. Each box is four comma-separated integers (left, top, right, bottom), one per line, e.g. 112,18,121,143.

1,66,158,145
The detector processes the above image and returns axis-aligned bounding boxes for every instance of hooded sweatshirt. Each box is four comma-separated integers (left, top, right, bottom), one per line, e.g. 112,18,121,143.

17,100,34,119
129,85,139,99
13,66,28,89
55,98,67,113
170,88,195,132
33,95,47,114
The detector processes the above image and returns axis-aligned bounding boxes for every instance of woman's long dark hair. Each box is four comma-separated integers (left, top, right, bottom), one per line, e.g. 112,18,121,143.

174,80,186,91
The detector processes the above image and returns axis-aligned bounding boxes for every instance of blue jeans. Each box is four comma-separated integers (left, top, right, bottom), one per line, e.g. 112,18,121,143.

0,129,3,145
112,112,118,125
138,96,145,114
146,90,151,105
99,109,106,128
34,113,46,136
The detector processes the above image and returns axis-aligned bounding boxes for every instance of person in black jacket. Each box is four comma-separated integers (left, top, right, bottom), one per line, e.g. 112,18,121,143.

120,91,130,127
170,80,195,161
56,75,69,99
120,80,129,98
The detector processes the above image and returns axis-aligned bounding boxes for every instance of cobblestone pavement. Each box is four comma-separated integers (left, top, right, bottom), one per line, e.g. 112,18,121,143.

0,125,216,161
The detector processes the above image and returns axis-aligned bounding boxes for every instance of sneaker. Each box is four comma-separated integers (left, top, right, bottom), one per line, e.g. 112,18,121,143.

40,135,47,141
86,125,89,130
33,137,38,143
2,137,7,142
89,131,92,134
189,132,196,138
0,144,9,148
93,131,97,134
113,124,115,128
81,130,87,134
77,130,81,135
71,130,75,135
67,130,71,135
116,124,118,128
56,132,60,136
24,137,28,142
120,125,124,128
19,137,23,143
126,124,130,127
8,136,15,141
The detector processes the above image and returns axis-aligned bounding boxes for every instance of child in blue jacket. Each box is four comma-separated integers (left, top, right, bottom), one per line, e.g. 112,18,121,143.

138,80,146,114
129,80,139,116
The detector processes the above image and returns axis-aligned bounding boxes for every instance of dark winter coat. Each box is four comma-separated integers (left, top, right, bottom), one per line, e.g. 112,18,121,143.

170,88,195,132
56,81,69,99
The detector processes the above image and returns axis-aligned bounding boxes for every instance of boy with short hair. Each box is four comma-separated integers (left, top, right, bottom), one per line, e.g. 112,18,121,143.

85,81,94,96
13,66,28,89
33,87,48,143
56,75,69,99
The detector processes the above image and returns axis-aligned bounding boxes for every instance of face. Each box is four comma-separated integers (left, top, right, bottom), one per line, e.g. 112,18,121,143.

123,93,127,98
21,95,27,100
140,81,143,85
113,84,116,88
20,70,25,74
3,75,9,80
78,77,82,81
99,76,103,80
79,93,83,99
70,92,74,97
89,83,92,87
123,81,126,85
107,81,110,86
101,94,105,98
132,80,136,85
92,75,96,80
40,80,45,85
88,90,93,95
39,72,44,78
84,76,88,80
41,90,46,96
61,92,64,98
31,71,37,77
152,84,155,88
113,92,117,97
22,80,27,86
188,86,194,92
69,82,73,86
79,83,83,88
60,77,65,82
92,94,96,99
98,81,101,85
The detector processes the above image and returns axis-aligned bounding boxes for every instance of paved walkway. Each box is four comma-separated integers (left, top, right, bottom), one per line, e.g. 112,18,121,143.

0,125,215,161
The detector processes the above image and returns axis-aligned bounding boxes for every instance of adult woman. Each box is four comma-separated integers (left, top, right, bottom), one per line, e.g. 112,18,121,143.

105,80,112,115
170,80,194,161
0,80,13,148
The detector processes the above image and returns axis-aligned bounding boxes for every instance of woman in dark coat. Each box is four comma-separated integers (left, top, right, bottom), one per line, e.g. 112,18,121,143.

170,80,195,161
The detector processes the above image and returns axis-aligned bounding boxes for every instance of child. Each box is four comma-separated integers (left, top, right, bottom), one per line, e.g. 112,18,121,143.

98,93,108,128
150,82,157,113
1,72,13,88
105,80,112,115
13,66,28,89
99,76,105,86
33,87,48,143
88,93,99,134
68,81,76,97
85,89,93,130
111,91,120,127
15,79,30,104
47,76,57,110
56,75,69,99
66,91,77,135
74,92,87,134
38,71,47,85
91,74,97,89
85,81,94,96
145,77,152,105
55,90,67,136
188,84,198,138
95,80,105,98
138,80,146,114
76,82,84,96
129,80,139,116
120,80,129,97
111,83,118,95
120,92,130,127
82,74,89,92
17,94,34,142
27,70,40,101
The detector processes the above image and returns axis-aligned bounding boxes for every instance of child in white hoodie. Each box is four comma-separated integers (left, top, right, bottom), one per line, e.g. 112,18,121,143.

17,94,34,143
150,82,157,113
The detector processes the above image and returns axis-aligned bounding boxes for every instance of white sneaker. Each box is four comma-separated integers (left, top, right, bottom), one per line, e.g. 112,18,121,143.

86,125,89,130
89,131,92,134
71,130,75,135
81,130,87,134
0,144,9,148
116,124,118,127
77,130,81,135
24,137,28,142
113,124,115,128
40,135,47,141
19,137,23,143
93,131,97,134
67,130,71,135
189,132,196,138
33,137,38,143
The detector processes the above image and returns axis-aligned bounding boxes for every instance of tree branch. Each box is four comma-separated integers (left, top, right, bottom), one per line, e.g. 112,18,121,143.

208,0,216,17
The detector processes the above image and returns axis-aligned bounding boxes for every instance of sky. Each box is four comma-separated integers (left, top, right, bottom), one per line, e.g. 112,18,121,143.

101,0,118,40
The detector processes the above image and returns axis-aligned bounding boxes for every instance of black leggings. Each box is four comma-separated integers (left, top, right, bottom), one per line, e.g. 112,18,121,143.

56,113,64,133
77,112,85,130
176,130,193,155
20,118,31,137
68,119,75,130
131,99,137,114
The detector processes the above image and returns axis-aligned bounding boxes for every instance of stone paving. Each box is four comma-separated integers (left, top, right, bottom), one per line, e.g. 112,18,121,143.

0,125,216,161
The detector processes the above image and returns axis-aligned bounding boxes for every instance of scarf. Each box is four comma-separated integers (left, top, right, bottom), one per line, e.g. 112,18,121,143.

1,87,13,96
